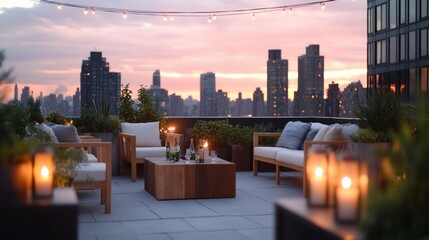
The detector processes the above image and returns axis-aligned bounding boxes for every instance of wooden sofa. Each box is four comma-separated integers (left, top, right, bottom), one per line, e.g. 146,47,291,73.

253,122,358,195
55,141,112,213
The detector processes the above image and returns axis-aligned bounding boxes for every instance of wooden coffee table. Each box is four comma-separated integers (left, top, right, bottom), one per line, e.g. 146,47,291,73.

144,157,236,200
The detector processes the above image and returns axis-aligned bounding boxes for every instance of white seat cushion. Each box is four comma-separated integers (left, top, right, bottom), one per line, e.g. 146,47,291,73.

121,122,162,147
254,147,287,159
86,153,97,163
136,147,165,159
74,163,106,181
275,149,305,168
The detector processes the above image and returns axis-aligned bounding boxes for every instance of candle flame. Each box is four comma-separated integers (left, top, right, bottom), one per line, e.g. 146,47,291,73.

341,176,352,189
41,166,49,179
168,126,175,133
315,167,324,176
203,142,208,148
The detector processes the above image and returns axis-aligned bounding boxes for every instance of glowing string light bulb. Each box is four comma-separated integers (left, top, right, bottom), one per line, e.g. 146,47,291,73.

84,8,88,15
92,8,95,14
57,4,62,10
208,16,212,23
282,8,285,14
163,15,167,21
213,14,217,21
123,12,127,19
289,8,292,14
170,16,174,21
320,2,325,10
252,13,255,20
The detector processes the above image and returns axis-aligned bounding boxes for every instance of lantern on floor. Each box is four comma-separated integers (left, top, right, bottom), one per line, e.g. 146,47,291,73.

334,154,365,223
306,150,329,207
32,147,55,198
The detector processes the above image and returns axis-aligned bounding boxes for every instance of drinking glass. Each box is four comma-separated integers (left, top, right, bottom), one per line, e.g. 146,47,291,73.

210,150,218,162
185,149,191,160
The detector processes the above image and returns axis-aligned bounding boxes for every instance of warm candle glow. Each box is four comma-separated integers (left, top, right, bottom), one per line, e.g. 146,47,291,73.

168,126,175,133
203,142,208,148
341,176,352,189
315,167,324,176
41,166,49,179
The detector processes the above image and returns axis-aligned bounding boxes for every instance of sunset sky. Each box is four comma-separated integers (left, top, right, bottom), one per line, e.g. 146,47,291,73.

1,0,367,102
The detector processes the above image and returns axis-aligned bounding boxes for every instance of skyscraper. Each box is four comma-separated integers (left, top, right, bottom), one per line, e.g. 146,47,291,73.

216,90,229,116
327,82,340,117
340,80,367,118
267,49,288,116
73,88,81,117
168,93,184,116
295,44,324,116
367,0,427,103
200,72,216,116
148,70,168,115
14,84,18,101
252,87,265,116
80,51,121,115
21,86,30,106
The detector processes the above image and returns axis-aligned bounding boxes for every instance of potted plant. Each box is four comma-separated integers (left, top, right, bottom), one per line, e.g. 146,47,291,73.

361,99,429,239
229,125,253,171
349,92,418,191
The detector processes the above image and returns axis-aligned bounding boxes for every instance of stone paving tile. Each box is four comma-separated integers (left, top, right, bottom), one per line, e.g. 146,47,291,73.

90,201,160,222
238,228,275,240
95,233,173,240
147,200,219,218
121,218,195,234
169,230,249,240
183,216,262,231
79,222,130,238
246,214,275,228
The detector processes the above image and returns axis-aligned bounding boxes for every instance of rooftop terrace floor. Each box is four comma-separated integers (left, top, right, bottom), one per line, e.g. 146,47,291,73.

78,171,303,240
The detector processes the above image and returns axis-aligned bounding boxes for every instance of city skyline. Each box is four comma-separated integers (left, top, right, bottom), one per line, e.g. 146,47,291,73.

1,0,366,102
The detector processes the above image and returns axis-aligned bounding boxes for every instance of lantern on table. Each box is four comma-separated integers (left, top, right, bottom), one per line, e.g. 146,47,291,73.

32,147,55,198
306,150,329,207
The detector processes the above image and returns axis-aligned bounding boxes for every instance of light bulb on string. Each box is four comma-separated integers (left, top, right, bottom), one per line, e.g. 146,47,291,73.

208,16,212,23
170,16,174,21
252,13,255,20
320,2,325,10
163,15,167,21
57,4,62,10
123,12,127,19
282,9,285,14
289,8,292,14
92,8,95,14
213,14,217,21
84,8,88,15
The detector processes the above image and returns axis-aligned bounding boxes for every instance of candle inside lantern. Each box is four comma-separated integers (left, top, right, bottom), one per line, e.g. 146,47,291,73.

306,151,328,207
336,176,359,221
167,126,175,133
33,150,55,198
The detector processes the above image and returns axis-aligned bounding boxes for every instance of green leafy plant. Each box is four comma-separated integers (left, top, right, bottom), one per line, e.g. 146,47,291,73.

352,92,416,143
361,99,429,239
78,109,120,134
187,120,233,147
120,83,137,123
46,111,67,124
136,85,166,129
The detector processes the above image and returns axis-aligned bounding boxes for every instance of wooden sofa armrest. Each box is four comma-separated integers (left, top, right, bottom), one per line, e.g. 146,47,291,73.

118,133,137,162
253,132,281,147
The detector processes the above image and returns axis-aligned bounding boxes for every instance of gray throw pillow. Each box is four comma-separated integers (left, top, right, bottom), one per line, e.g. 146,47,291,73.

299,129,319,150
50,125,81,142
276,121,311,150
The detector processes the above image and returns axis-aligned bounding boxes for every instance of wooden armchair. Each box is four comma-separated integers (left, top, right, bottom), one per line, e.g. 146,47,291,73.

54,141,112,214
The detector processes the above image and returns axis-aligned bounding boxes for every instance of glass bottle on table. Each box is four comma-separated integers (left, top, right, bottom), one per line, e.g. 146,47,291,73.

189,138,196,160
165,138,170,160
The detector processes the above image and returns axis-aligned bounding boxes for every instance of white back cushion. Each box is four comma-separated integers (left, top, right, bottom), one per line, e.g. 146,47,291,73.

121,122,161,147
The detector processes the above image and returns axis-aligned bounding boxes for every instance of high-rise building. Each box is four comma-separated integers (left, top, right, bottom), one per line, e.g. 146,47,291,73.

327,82,340,117
73,88,81,117
216,90,229,116
367,0,428,103
21,86,30,106
168,93,184,116
80,51,121,115
252,87,265,116
267,49,288,116
295,44,324,116
148,70,168,115
340,80,367,118
200,72,216,116
14,84,18,101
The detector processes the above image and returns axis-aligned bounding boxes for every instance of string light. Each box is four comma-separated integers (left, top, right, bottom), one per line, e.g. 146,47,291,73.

163,15,167,21
84,8,88,15
36,0,337,20
123,12,127,19
252,13,255,20
208,16,212,23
